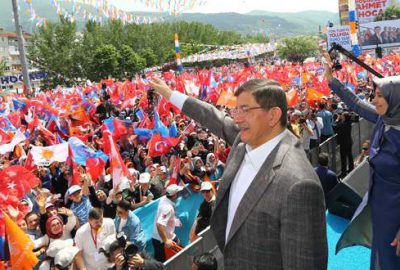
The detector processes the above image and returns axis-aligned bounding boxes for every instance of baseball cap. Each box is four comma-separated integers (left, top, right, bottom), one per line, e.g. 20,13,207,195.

45,202,55,209
104,174,111,182
139,172,150,184
119,177,131,191
67,185,82,197
159,166,167,173
54,246,80,268
166,184,183,196
200,181,213,191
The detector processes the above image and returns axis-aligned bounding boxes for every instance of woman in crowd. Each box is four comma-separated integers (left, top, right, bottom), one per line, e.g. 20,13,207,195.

324,52,400,270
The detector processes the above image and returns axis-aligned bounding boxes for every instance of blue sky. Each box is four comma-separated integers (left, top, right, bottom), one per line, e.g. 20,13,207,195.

107,0,339,14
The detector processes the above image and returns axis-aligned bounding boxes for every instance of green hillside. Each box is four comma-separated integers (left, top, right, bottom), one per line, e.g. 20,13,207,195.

0,1,338,37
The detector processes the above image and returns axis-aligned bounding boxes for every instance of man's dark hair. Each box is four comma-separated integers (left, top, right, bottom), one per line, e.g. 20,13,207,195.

234,79,287,127
88,207,103,220
25,211,39,221
318,152,329,167
117,199,132,212
193,252,218,270
319,102,326,110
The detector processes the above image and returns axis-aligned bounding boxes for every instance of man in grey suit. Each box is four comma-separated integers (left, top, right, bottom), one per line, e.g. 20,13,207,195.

150,77,327,269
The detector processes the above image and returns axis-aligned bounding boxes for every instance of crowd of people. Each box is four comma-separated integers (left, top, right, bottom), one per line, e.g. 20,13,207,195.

0,49,399,270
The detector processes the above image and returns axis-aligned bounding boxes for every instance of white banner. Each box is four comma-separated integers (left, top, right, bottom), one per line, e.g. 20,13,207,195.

328,26,353,51
356,0,396,24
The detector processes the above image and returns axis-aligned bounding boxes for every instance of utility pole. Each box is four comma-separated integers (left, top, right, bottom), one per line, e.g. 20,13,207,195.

11,0,32,96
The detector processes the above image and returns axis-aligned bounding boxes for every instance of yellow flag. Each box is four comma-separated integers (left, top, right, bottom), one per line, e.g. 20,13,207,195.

4,213,38,270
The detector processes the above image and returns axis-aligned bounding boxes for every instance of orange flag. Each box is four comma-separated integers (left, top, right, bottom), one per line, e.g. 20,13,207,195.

306,88,325,102
216,90,236,108
4,213,38,270
286,89,299,107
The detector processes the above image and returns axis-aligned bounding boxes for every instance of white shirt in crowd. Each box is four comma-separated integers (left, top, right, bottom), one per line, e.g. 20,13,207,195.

168,90,287,242
152,196,179,242
75,218,116,270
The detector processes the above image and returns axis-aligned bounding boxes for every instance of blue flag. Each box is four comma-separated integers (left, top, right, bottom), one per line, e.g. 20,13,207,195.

68,137,108,166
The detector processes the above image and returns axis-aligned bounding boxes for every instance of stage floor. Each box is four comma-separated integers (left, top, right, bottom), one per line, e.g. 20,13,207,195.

327,212,370,270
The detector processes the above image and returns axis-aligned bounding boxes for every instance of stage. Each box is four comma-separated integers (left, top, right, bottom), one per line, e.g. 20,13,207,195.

327,212,370,270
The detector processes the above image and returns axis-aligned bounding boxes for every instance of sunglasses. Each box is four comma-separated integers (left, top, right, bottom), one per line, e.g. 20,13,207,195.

201,190,211,193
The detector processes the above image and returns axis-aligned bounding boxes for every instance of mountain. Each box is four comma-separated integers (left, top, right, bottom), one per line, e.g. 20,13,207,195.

0,1,339,37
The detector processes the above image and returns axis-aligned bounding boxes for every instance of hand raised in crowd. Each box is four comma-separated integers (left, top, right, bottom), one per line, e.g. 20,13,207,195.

320,46,334,81
149,77,173,99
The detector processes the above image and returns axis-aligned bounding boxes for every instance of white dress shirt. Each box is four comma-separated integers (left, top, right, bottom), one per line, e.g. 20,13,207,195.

225,130,287,241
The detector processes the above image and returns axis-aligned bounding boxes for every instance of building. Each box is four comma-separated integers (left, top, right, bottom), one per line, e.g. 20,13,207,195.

0,28,43,92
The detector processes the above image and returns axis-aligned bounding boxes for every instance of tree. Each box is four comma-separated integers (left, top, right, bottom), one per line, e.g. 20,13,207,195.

89,44,120,81
139,48,157,68
119,45,146,76
375,6,400,21
0,59,7,76
27,17,81,86
277,36,319,62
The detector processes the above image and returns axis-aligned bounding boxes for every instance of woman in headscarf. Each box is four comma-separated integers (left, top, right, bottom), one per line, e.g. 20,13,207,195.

324,53,400,270
205,153,224,182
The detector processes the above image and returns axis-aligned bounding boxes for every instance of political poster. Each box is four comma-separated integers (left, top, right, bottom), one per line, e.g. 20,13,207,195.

359,19,400,49
356,0,396,24
327,26,353,51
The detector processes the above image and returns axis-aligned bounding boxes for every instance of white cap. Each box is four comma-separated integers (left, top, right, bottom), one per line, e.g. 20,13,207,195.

104,174,111,182
45,202,55,209
67,185,82,197
166,184,183,196
159,166,167,173
139,173,150,184
200,181,213,191
119,177,131,191
128,168,139,176
54,246,80,268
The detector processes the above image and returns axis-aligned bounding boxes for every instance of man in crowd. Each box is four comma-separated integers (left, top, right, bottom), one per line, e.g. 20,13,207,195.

150,77,327,269
314,152,339,203
317,102,334,142
75,208,116,270
151,184,183,262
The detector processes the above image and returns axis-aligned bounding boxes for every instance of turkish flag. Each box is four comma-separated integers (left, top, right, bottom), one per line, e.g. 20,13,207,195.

86,157,106,183
0,165,40,200
148,134,180,157
0,129,11,145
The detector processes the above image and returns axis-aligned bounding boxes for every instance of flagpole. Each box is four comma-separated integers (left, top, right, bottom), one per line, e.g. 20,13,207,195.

11,0,32,96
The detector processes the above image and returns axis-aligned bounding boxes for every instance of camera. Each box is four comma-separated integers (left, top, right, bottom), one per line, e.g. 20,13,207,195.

298,118,306,124
116,232,139,261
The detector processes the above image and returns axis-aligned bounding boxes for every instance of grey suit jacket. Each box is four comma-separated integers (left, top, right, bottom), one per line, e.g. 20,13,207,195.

182,97,327,270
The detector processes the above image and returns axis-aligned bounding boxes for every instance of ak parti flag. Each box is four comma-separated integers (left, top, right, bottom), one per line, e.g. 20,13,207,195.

4,212,38,270
306,88,325,102
216,90,236,108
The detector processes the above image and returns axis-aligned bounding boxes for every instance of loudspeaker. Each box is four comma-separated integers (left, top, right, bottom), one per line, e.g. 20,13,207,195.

326,161,369,219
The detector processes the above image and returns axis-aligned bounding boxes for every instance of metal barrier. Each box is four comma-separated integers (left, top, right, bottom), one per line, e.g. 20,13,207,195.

308,118,375,174
164,118,375,270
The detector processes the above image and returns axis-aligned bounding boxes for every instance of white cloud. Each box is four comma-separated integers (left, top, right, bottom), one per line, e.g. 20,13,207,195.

107,0,339,14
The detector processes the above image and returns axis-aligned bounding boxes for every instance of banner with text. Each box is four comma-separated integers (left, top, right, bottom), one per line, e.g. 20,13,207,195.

359,19,400,49
356,0,396,24
328,26,353,51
